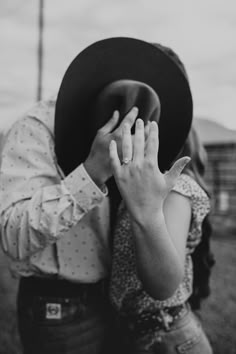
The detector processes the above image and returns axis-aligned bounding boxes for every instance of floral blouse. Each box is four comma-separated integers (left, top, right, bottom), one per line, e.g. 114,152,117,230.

110,173,210,315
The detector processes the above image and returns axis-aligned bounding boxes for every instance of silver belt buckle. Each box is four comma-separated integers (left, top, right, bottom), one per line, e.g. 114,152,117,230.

46,303,62,319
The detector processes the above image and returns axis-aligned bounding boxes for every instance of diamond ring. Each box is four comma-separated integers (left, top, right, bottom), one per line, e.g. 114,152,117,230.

122,157,131,165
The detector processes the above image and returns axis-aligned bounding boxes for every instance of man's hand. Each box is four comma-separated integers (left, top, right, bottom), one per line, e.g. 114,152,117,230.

84,107,139,187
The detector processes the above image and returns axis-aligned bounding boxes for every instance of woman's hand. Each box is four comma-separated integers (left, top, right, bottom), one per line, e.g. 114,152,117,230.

84,107,139,187
109,118,190,221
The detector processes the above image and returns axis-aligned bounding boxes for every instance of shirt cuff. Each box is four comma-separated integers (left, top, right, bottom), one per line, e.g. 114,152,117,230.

63,164,108,211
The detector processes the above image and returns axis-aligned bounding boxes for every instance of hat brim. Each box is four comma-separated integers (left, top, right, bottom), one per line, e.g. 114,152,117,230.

55,37,193,174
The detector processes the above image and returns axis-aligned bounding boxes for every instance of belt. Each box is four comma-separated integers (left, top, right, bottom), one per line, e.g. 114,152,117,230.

19,276,108,299
119,303,188,337
18,277,110,323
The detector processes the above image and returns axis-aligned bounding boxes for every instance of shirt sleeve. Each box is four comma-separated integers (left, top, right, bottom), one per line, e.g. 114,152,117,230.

172,174,210,251
0,115,107,261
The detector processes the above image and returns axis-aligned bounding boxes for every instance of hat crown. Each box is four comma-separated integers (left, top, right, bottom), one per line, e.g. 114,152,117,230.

93,79,161,129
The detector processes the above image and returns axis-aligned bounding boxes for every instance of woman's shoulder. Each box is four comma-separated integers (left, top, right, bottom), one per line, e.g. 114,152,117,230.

173,173,211,247
172,173,210,207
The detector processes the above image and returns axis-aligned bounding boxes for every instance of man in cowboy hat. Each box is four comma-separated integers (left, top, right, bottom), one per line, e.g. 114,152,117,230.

0,37,192,354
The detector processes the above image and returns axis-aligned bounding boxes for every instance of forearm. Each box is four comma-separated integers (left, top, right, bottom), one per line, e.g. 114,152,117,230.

1,193,81,260
130,211,184,300
0,167,107,261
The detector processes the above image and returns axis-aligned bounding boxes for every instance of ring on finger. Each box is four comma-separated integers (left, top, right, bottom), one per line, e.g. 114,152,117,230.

122,157,131,165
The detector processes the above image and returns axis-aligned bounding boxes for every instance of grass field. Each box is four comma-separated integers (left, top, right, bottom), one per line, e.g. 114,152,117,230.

0,235,235,354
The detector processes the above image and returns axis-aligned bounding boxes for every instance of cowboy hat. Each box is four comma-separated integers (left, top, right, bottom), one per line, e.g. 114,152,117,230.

55,37,193,175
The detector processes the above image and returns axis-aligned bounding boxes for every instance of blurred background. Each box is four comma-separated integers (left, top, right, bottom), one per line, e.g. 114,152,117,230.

0,1,236,353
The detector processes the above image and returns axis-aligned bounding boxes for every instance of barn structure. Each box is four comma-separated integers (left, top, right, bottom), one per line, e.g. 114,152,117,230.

195,118,236,234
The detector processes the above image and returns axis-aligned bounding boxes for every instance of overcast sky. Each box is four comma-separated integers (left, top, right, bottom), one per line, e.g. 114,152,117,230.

0,0,236,132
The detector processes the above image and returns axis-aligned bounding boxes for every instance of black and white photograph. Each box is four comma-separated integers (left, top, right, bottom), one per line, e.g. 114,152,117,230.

0,1,235,353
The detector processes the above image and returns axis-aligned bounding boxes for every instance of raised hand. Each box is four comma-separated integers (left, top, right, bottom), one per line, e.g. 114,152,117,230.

109,118,190,221
84,107,139,187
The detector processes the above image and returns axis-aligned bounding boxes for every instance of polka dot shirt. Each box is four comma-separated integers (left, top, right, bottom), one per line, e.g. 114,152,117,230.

110,173,210,314
0,97,111,283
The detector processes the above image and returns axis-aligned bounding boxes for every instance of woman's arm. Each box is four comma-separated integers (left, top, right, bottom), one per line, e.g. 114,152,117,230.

109,119,191,300
130,191,191,299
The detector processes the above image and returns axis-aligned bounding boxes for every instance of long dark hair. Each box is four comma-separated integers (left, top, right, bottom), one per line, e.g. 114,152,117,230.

178,126,215,310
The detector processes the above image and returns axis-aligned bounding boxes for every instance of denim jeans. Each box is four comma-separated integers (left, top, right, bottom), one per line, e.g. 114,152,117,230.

118,306,213,354
17,283,116,354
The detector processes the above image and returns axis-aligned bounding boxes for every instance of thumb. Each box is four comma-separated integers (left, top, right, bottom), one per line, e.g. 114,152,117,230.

164,157,191,188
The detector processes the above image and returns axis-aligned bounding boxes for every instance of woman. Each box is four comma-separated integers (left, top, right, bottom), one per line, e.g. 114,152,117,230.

109,122,214,353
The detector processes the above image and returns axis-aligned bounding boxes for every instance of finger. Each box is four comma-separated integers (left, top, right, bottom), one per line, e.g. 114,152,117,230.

144,121,151,142
99,110,119,135
145,121,159,162
144,122,151,156
133,118,145,163
118,106,139,132
109,140,121,176
165,157,191,188
122,123,133,162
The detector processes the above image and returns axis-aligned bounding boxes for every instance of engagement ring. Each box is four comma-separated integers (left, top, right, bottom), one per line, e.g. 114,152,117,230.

122,157,131,165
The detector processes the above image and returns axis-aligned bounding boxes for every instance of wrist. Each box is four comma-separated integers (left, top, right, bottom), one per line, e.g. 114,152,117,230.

130,207,165,229
83,159,107,188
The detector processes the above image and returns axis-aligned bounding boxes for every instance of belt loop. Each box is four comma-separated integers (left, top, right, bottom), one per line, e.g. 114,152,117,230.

159,309,173,330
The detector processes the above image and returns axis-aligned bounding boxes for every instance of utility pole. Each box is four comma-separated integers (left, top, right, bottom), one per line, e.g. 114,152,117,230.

37,0,44,101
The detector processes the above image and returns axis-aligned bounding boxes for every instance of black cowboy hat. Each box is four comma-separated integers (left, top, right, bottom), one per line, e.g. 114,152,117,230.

55,37,193,175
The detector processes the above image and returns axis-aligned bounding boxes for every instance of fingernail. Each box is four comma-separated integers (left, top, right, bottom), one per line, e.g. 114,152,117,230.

133,106,139,112
150,121,158,128
110,140,116,148
184,157,191,164
113,110,119,119
136,118,143,126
